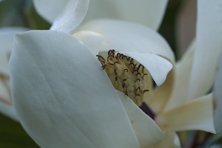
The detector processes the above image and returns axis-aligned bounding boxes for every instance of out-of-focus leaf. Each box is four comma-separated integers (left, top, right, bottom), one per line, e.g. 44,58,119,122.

203,133,222,147
158,0,183,60
0,113,39,147
0,0,28,27
24,0,50,30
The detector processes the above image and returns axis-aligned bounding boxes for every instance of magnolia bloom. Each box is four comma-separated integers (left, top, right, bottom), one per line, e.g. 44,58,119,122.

75,0,222,146
0,27,28,120
9,0,175,148
0,0,167,117
7,0,222,148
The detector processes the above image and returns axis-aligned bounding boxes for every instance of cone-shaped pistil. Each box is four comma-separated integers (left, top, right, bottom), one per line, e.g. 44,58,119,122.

97,50,149,106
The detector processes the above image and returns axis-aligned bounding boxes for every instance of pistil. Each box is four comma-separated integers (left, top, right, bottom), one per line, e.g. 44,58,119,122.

97,50,149,106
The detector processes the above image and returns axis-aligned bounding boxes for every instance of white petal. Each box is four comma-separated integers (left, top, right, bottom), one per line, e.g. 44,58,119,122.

146,69,175,114
10,30,141,148
83,0,168,30
50,0,89,33
188,0,222,100
174,134,181,147
164,41,195,111
121,52,172,86
33,0,69,23
116,91,164,147
147,132,177,148
76,19,175,63
155,94,216,134
0,102,18,121
73,31,104,55
34,0,168,30
213,51,222,133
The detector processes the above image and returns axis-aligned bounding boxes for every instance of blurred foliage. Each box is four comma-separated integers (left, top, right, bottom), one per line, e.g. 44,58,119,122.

203,132,222,147
0,0,50,29
159,0,183,60
0,0,29,27
24,0,50,30
0,113,39,147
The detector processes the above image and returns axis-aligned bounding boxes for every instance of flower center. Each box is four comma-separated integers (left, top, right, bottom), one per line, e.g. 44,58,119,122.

97,50,149,106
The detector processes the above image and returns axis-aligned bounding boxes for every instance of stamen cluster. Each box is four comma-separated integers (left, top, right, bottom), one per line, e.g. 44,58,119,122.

97,50,149,106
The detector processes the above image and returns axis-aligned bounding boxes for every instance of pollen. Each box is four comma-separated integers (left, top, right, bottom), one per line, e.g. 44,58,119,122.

97,50,149,106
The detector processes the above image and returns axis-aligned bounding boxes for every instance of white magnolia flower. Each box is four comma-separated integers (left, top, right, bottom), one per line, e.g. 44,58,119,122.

51,0,222,146
0,27,28,120
0,0,168,117
78,0,222,146
9,0,175,148
8,0,222,147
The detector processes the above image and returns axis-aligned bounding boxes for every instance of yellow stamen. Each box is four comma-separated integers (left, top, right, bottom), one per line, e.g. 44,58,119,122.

97,50,149,106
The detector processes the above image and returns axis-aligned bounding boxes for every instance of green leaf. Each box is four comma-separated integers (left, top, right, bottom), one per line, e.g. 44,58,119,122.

0,0,28,27
24,0,50,30
0,113,39,148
